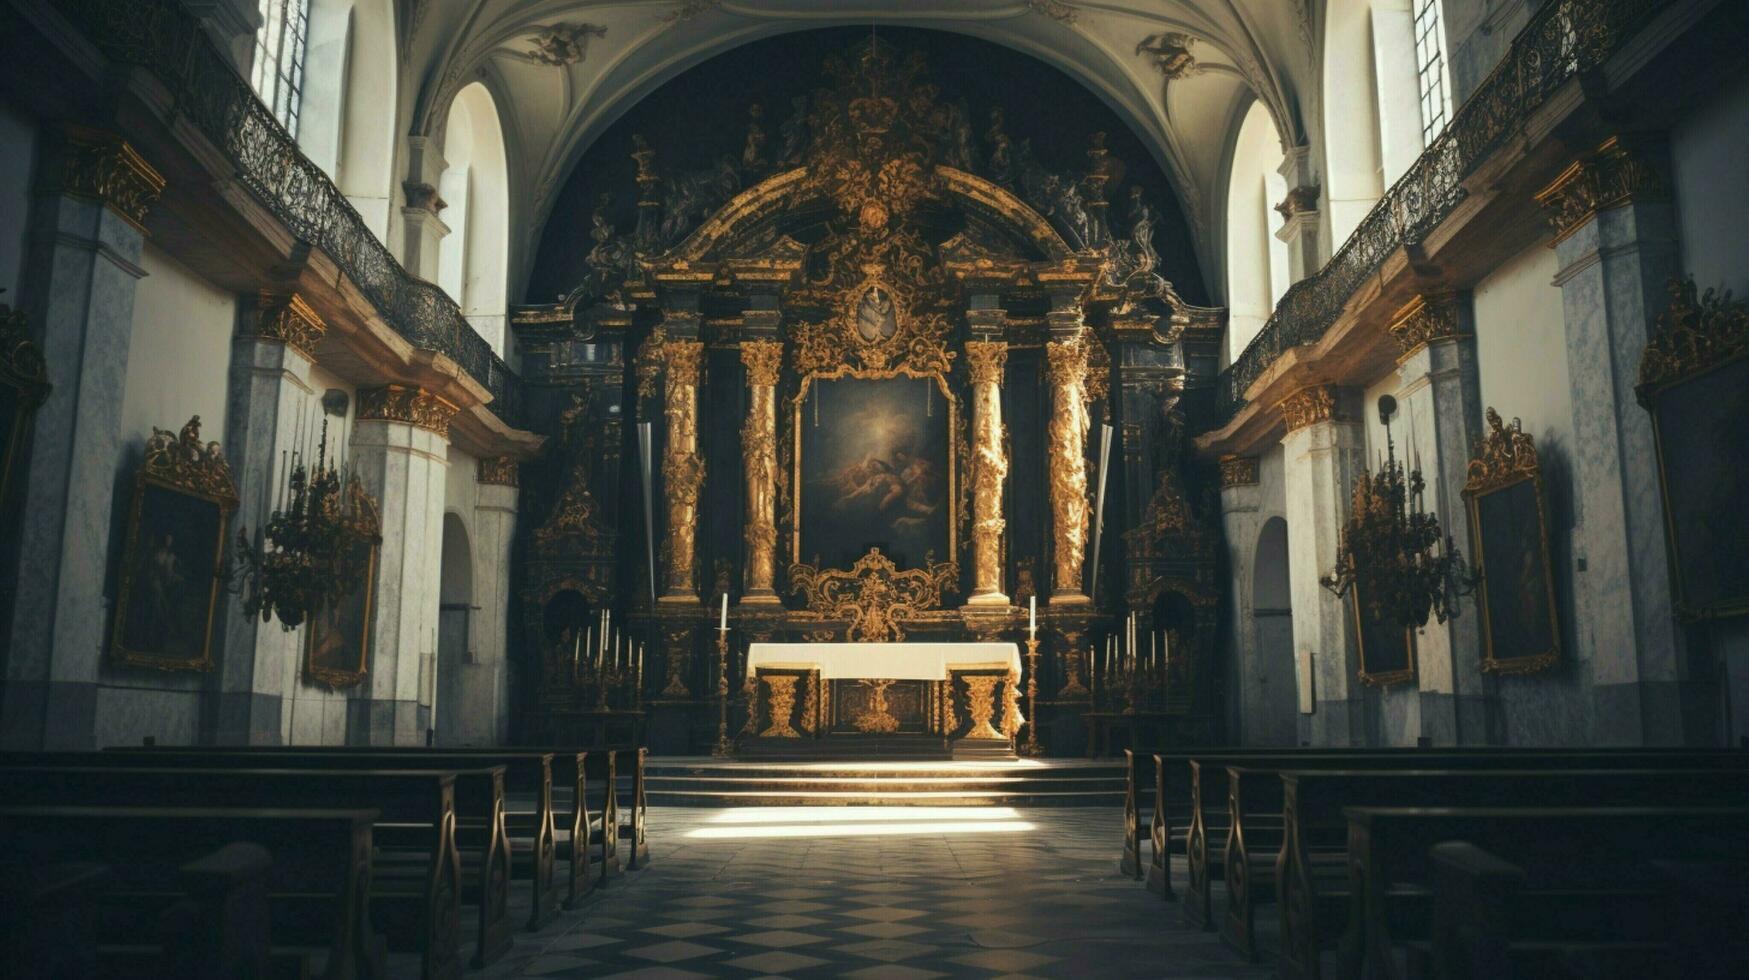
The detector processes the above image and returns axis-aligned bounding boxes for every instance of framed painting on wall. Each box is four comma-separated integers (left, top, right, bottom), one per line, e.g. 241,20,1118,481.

1637,280,1749,622
0,300,49,513
303,535,379,690
1463,408,1562,674
1352,583,1415,687
110,417,237,672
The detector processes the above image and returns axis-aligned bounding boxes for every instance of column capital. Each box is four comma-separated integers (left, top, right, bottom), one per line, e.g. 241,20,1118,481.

357,384,458,437
1387,292,1471,359
1535,135,1668,246
739,340,783,386
477,455,519,487
46,126,166,234
1277,384,1355,432
250,292,327,359
963,340,1009,385
1217,454,1260,488
1043,335,1089,384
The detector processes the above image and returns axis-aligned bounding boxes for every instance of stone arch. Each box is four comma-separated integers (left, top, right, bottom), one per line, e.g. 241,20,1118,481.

300,0,397,238
1248,516,1298,744
1321,0,1427,244
439,82,511,356
436,511,473,746
1222,98,1290,367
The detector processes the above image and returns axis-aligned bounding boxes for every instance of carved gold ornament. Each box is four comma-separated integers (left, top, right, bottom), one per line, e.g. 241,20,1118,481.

1464,408,1541,493
741,341,784,599
1387,293,1469,357
56,126,166,233
789,547,958,642
660,340,706,600
1218,455,1259,488
1636,278,1748,401
1462,408,1561,675
533,464,608,551
962,675,1003,739
760,675,801,737
850,679,901,733
357,385,458,437
1277,385,1344,433
1535,136,1666,246
964,341,1010,604
143,415,239,505
1045,336,1091,598
253,293,327,359
477,456,519,487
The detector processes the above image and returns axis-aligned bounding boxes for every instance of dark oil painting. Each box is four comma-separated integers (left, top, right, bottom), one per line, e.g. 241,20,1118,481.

800,375,949,570
1651,356,1749,618
304,537,377,688
1473,478,1559,664
1352,585,1414,685
114,482,227,670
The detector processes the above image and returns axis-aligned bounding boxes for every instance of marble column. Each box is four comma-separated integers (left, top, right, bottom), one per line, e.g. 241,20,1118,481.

1539,136,1694,744
1043,284,1092,604
1388,293,1493,745
659,339,705,603
400,137,449,282
467,458,519,746
1278,385,1367,746
211,293,328,745
347,385,455,745
1275,145,1323,283
739,340,782,604
2,127,163,749
1217,456,1266,743
964,340,1010,606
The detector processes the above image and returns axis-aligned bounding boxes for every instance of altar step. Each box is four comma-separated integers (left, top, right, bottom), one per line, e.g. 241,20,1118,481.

736,735,954,762
643,759,1126,807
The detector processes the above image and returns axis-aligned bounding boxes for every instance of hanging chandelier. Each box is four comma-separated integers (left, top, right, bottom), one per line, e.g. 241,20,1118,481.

1321,395,1475,629
236,418,380,630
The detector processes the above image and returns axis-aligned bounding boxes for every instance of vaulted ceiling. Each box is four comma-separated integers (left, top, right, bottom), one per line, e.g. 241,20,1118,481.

398,0,1320,299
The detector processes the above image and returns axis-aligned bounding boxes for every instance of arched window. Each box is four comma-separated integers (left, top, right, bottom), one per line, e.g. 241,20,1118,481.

1224,100,1290,366
251,0,310,135
438,83,510,357
300,0,398,239
1322,0,1445,242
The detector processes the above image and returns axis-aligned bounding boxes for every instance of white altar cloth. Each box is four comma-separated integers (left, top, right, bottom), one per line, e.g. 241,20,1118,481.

745,642,1020,680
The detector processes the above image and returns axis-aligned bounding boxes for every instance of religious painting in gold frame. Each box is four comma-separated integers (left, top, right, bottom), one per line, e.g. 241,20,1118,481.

0,300,49,516
302,494,381,690
1352,583,1416,687
1462,409,1561,674
110,417,238,672
1636,280,1749,622
791,365,958,571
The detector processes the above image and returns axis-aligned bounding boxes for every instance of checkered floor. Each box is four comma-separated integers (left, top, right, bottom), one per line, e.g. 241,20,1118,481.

476,806,1272,979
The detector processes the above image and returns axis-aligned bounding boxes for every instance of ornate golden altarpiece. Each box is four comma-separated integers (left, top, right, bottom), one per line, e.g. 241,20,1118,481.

511,39,1224,755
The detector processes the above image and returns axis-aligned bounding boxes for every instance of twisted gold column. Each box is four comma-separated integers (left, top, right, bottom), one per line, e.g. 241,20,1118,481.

740,341,783,603
1045,335,1091,602
660,340,704,602
964,341,1010,606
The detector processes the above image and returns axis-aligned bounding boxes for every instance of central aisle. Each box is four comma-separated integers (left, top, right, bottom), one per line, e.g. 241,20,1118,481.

486,806,1271,979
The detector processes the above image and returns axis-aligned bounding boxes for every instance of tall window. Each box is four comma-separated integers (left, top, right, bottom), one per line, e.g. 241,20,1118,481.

1413,0,1453,142
252,0,310,136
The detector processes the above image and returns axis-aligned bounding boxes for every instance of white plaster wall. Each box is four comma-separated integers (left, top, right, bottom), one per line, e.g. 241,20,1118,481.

437,445,514,745
0,99,36,297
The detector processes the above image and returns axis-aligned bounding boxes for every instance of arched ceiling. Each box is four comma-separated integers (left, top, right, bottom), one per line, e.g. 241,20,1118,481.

399,0,1320,300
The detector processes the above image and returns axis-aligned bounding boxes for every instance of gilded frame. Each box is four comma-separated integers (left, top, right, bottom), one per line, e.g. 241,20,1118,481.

1351,584,1416,687
1462,409,1562,674
0,301,49,514
110,419,238,673
1636,281,1749,622
790,364,959,569
302,534,379,690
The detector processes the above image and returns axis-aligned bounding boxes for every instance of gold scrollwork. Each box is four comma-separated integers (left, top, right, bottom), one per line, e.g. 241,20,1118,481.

1387,293,1469,357
253,292,327,359
760,675,801,737
661,340,705,600
850,679,901,733
56,126,166,233
477,456,519,487
789,547,958,642
741,341,783,599
357,385,458,437
1218,455,1260,488
1636,278,1748,401
1463,408,1561,675
964,341,1009,603
1277,385,1346,433
1535,136,1666,246
1045,336,1091,599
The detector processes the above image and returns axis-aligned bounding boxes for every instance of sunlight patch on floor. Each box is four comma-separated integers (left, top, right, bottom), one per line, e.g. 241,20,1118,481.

686,805,1036,839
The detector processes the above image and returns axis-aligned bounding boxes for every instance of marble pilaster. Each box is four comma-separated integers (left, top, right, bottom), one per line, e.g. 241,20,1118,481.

459,468,518,746
347,386,454,745
1278,386,1367,746
1542,138,1693,744
400,137,449,282
3,128,161,749
1275,145,1323,283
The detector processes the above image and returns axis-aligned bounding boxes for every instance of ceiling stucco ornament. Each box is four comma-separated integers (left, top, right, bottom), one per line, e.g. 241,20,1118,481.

1136,32,1206,83
517,23,608,68
658,0,721,26
1028,1,1078,25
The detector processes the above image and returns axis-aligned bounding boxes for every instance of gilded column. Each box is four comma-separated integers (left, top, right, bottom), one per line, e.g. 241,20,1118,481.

740,341,783,603
1045,334,1092,603
964,341,1010,606
660,340,705,603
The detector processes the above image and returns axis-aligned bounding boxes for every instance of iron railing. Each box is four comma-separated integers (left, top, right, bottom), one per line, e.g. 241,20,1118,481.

1217,0,1666,422
52,0,524,427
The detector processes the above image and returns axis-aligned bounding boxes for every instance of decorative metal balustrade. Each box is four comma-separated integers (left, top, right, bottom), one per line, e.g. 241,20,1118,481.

1217,0,1665,422
53,0,524,427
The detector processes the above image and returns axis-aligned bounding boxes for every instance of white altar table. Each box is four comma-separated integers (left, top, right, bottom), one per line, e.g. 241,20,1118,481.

744,642,1020,679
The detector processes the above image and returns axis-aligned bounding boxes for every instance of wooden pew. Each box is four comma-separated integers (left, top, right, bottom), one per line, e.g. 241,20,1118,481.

1343,805,1749,980
158,842,274,980
583,750,622,879
1209,750,1749,959
0,764,471,978
624,747,650,869
1,859,109,980
0,805,383,980
1272,768,1749,980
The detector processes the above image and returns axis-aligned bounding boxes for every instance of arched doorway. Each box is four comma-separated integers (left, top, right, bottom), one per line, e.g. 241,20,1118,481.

1249,516,1297,744
436,512,473,745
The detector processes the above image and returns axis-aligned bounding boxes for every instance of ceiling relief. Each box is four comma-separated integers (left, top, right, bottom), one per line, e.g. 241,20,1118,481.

516,23,608,68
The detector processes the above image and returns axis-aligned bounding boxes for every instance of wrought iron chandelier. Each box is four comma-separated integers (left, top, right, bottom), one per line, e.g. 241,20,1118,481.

1321,396,1475,629
236,418,380,630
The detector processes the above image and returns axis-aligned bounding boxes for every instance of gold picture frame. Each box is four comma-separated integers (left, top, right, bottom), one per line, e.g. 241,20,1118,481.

1352,583,1416,687
790,364,960,569
301,489,381,690
0,300,50,513
1636,279,1749,622
1463,408,1562,674
110,416,238,672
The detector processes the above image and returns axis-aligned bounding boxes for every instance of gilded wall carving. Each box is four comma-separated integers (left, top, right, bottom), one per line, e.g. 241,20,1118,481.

661,340,706,600
1277,385,1344,433
357,385,459,436
253,293,327,359
789,548,958,642
1535,136,1666,244
964,340,1010,603
741,340,783,599
1045,336,1091,599
56,126,165,232
1387,293,1469,356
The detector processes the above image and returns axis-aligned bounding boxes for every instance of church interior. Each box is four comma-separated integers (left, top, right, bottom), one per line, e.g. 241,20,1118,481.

1,0,1747,977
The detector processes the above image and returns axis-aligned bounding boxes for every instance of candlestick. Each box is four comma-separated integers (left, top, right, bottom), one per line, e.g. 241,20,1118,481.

1028,595,1036,635
719,592,729,632
635,641,645,711
711,628,733,757
1021,635,1042,756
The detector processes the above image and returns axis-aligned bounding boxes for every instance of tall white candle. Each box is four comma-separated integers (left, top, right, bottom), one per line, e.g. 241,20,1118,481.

720,592,729,631
1150,630,1156,670
1028,595,1036,633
